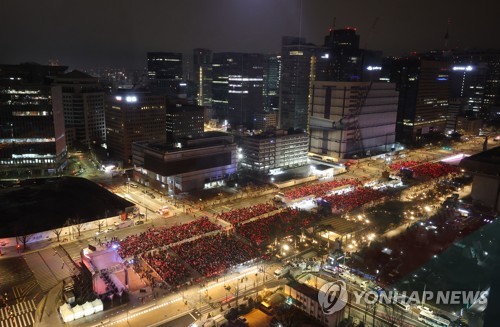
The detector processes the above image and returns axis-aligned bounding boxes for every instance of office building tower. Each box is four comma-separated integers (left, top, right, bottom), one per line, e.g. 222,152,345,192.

166,100,204,141
389,55,450,144
0,63,67,176
240,129,308,173
147,52,183,96
279,36,322,131
212,52,264,128
105,89,166,165
309,81,398,160
193,48,213,107
323,28,382,82
449,61,488,118
452,49,500,121
52,70,106,149
263,55,281,112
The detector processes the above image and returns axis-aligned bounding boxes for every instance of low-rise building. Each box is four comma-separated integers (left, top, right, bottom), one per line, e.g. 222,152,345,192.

253,110,278,131
459,146,500,212
285,280,345,327
240,129,308,173
132,132,237,193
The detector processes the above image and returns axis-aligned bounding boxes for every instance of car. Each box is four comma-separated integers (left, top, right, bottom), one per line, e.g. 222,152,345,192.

104,228,113,233
139,213,145,218
135,220,144,225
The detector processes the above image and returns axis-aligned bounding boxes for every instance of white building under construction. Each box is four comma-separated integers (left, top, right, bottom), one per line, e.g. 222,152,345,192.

309,81,398,160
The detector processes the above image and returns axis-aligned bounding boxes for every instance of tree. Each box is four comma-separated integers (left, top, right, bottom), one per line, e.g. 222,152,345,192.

71,217,85,238
94,219,106,233
272,305,302,327
52,227,63,242
16,233,32,251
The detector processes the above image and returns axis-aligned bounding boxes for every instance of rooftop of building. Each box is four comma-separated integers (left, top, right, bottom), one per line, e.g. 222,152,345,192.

287,280,319,300
244,129,307,140
136,131,234,153
0,177,133,238
57,69,95,80
459,145,500,176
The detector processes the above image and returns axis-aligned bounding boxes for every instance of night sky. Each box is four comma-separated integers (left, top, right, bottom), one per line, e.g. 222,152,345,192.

2,0,499,69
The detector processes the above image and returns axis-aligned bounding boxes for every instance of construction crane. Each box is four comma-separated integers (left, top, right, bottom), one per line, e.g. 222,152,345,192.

363,17,380,49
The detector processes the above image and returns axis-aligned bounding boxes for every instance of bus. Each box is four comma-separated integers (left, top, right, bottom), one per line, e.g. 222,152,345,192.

418,310,450,327
393,297,411,311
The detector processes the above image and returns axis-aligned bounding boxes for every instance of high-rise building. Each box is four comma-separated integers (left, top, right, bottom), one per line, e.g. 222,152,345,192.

52,70,106,149
193,48,213,107
212,52,264,128
105,89,166,165
323,28,382,82
309,81,398,160
0,63,68,176
166,100,204,141
147,52,183,97
263,54,281,112
449,61,488,118
452,49,500,121
279,36,322,131
388,54,450,144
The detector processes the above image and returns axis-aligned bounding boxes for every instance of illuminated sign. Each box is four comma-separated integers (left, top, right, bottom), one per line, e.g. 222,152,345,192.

366,66,382,71
452,66,473,71
115,96,122,101
125,96,137,103
290,51,303,56
321,53,329,59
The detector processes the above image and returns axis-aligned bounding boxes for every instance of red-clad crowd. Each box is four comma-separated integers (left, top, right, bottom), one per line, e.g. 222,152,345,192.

216,203,279,225
236,208,314,246
389,160,420,171
411,162,459,179
283,178,359,200
323,187,385,213
171,234,258,277
142,249,190,286
118,217,221,258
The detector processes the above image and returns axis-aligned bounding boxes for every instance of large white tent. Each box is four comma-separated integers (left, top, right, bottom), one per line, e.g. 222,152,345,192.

59,304,75,323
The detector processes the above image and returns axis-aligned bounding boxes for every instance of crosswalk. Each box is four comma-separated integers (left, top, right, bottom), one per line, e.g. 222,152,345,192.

0,300,36,327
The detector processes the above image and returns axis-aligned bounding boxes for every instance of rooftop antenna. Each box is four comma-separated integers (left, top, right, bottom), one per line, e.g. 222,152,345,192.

444,17,451,50
298,0,303,47
330,17,336,32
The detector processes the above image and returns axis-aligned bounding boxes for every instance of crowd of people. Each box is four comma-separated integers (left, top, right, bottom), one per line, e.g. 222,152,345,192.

142,249,190,286
323,187,386,213
118,217,221,258
283,178,359,200
389,160,420,171
411,162,459,179
236,208,314,246
216,202,279,225
171,234,259,277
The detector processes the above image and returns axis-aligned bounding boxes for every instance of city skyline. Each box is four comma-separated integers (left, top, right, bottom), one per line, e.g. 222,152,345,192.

2,0,500,69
